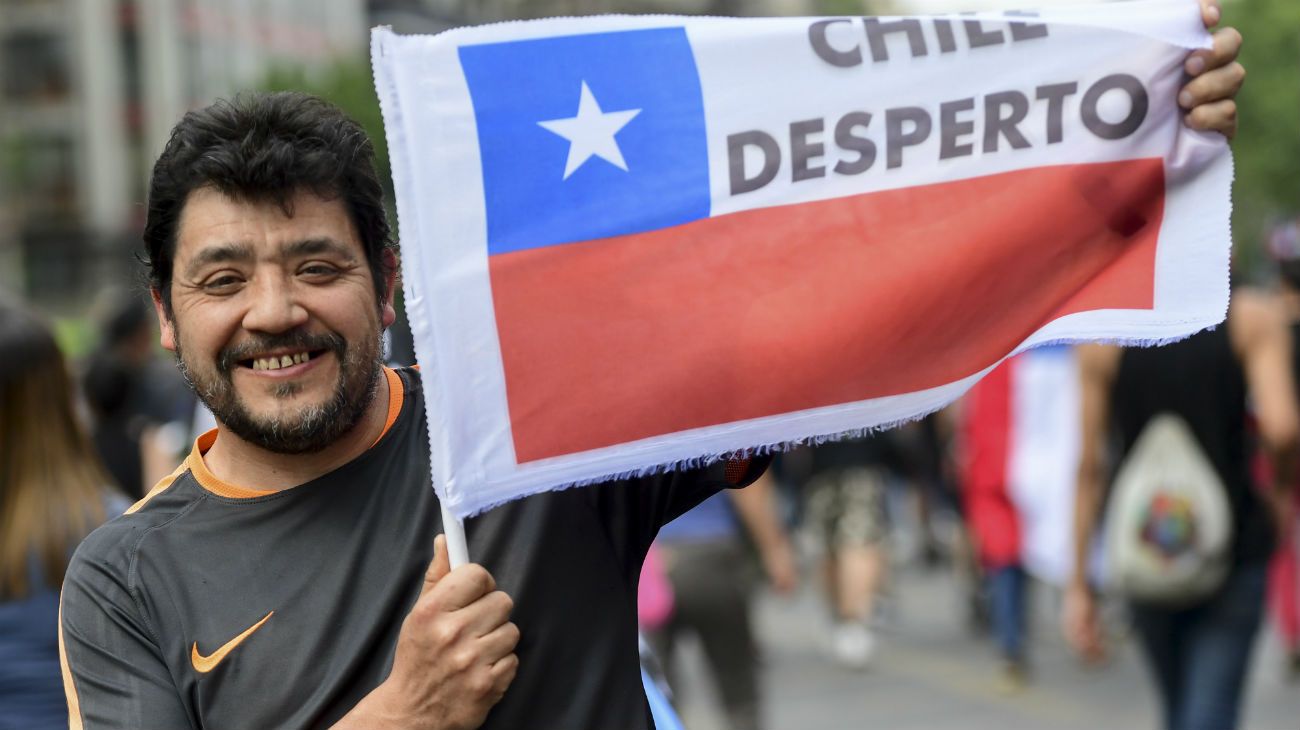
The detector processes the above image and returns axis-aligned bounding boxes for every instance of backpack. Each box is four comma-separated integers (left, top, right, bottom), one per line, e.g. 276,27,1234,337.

1103,412,1232,606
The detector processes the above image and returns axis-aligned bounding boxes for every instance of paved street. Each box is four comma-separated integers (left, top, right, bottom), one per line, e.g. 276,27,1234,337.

670,565,1297,730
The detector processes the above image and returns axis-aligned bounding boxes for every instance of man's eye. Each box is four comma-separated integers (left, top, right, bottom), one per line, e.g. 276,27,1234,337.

203,275,243,292
300,265,340,279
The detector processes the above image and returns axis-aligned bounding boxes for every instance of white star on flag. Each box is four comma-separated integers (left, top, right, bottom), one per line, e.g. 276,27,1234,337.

538,81,642,180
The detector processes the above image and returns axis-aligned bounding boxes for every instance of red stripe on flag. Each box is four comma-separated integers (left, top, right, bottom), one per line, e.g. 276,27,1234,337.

489,159,1163,462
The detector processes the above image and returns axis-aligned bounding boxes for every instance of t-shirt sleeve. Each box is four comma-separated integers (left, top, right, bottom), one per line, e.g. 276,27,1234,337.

655,455,771,528
60,540,191,729
595,454,772,562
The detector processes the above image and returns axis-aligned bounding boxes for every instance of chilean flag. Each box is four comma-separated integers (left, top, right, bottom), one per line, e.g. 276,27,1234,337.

373,0,1232,518
961,347,1081,585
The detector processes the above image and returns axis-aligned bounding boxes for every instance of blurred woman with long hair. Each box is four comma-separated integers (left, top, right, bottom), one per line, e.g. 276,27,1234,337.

0,298,122,728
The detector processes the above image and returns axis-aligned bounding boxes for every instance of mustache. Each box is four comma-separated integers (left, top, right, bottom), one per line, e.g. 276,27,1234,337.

217,330,346,374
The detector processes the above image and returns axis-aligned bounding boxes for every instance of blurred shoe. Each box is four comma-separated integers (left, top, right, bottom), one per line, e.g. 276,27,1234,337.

831,621,875,671
1288,650,1300,682
995,660,1029,694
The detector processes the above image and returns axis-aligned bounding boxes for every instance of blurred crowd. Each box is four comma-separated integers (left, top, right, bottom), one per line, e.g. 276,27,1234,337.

4,240,1300,729
639,223,1300,730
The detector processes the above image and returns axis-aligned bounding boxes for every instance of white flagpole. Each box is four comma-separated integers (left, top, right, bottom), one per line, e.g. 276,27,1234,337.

440,503,470,568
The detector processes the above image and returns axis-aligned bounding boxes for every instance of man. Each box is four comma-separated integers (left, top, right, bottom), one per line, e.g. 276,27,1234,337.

58,91,767,730
61,4,1244,727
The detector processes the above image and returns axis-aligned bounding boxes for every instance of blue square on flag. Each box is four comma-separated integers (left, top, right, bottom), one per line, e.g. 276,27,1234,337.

459,28,710,256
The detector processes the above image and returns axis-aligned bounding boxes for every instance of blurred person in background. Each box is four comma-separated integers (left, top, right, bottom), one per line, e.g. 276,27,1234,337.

899,414,955,570
1065,288,1299,730
1266,218,1300,677
82,291,193,497
957,346,1083,692
0,298,125,729
796,435,899,670
959,359,1032,692
648,472,796,730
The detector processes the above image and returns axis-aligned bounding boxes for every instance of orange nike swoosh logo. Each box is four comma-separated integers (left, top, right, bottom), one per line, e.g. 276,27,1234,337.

191,611,274,674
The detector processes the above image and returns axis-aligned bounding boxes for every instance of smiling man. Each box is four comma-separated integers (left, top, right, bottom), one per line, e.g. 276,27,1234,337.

57,91,769,730
58,90,769,727
59,4,1245,725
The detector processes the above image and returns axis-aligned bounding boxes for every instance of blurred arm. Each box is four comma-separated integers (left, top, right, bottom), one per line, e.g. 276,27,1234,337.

1231,291,1300,482
1062,344,1119,663
1230,292,1300,542
1070,344,1119,591
728,471,797,594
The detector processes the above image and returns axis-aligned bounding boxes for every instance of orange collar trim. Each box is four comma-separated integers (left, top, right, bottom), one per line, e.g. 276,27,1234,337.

188,367,406,500
375,366,404,448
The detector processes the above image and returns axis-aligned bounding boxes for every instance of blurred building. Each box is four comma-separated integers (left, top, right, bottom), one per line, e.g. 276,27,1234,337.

1,0,863,311
389,0,834,27
0,0,366,312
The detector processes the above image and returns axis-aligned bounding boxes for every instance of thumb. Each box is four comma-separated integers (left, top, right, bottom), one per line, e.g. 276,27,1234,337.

422,534,451,596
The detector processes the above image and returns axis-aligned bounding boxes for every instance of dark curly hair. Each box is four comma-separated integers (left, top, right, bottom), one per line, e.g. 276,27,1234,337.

143,91,394,315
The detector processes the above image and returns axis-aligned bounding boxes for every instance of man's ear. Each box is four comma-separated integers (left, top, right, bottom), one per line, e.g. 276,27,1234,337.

380,249,400,329
151,288,177,352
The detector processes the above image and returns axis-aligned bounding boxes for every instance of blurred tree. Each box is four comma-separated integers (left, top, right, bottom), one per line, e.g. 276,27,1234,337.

1224,0,1300,271
818,0,866,12
817,0,898,13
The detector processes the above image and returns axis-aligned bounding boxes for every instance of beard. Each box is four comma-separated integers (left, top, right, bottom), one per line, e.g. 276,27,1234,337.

175,326,383,455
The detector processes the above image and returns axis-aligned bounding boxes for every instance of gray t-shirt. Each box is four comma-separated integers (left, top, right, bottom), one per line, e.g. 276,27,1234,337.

60,367,765,729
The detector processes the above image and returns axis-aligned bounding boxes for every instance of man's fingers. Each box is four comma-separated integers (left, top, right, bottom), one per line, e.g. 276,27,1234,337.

421,535,451,597
460,590,515,638
476,620,521,663
428,563,498,611
488,652,520,697
1212,26,1243,67
1179,60,1245,110
1199,0,1221,29
1177,24,1243,141
1185,26,1242,78
1184,99,1238,138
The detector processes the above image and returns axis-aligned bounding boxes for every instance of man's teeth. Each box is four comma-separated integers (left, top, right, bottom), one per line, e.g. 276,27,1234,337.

251,351,312,371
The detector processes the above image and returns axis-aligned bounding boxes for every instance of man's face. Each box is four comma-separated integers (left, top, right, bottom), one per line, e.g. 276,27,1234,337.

156,187,396,454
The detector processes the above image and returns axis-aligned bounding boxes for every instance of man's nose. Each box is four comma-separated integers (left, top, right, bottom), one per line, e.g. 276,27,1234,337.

241,275,309,334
